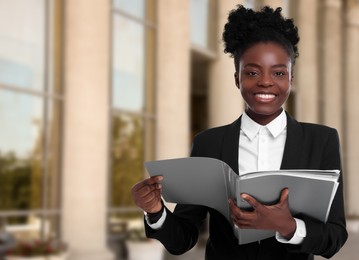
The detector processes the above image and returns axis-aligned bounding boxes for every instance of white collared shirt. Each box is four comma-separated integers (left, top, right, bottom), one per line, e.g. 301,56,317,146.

239,110,287,174
239,110,306,244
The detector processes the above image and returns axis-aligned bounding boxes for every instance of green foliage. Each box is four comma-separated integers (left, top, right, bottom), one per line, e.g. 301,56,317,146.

111,114,145,208
0,152,30,209
0,151,42,223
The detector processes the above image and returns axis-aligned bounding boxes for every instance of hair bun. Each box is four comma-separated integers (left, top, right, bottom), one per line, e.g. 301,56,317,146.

223,5,299,61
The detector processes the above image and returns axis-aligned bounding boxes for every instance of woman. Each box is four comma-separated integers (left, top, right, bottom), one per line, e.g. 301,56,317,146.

131,5,347,259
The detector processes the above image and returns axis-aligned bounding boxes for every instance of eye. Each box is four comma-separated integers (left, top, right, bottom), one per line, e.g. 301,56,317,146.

274,71,286,76
246,71,259,77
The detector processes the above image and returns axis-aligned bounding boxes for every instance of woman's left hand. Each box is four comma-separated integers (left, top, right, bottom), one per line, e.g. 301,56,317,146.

228,188,296,239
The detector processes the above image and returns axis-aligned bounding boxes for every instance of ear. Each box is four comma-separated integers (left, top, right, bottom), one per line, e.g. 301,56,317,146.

234,72,239,89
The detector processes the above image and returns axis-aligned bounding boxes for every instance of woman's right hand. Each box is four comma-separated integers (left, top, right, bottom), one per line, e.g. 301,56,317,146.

131,175,164,213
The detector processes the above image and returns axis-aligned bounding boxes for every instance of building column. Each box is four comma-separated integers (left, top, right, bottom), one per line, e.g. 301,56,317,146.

345,4,359,217
62,0,113,259
156,0,191,159
261,0,287,10
322,0,343,136
294,0,319,123
208,0,244,127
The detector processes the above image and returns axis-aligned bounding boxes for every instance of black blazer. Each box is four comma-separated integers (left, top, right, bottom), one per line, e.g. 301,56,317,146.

145,113,348,260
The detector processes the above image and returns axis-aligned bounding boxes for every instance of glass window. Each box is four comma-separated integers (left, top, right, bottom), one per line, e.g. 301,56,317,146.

112,16,145,111
0,91,43,164
0,0,63,241
190,0,209,48
113,0,145,19
244,0,256,9
0,0,45,91
0,90,45,212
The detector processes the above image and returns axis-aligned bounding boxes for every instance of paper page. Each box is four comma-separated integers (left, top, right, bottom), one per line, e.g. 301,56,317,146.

237,174,338,220
144,157,235,222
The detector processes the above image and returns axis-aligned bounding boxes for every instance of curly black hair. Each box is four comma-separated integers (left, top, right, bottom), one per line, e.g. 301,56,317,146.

222,5,300,71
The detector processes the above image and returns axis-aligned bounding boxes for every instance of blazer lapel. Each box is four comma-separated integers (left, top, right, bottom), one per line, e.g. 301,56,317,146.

280,112,306,169
221,117,241,174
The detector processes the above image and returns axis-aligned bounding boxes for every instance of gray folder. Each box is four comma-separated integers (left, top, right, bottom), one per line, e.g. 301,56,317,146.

144,157,339,244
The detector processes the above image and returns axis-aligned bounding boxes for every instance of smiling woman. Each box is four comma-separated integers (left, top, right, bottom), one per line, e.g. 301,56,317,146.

131,4,348,260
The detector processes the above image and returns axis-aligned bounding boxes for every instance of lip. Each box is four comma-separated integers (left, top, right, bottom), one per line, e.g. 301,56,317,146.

253,93,278,102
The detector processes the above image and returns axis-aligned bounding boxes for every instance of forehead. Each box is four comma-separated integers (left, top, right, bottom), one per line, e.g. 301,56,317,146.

240,42,291,66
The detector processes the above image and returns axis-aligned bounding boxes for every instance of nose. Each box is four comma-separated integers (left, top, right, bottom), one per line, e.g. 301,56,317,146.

258,73,274,87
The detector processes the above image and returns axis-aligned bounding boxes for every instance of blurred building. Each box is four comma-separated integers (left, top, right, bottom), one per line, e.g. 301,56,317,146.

0,0,358,259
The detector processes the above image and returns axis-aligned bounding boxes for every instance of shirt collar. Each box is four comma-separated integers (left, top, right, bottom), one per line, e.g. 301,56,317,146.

241,109,287,140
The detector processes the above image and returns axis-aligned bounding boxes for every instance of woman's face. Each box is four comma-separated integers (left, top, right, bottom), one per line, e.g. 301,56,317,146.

235,42,292,125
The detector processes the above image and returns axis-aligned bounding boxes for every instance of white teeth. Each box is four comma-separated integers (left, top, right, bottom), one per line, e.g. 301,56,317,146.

256,94,275,99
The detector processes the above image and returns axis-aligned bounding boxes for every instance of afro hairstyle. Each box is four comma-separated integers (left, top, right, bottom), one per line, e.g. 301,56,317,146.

222,5,300,71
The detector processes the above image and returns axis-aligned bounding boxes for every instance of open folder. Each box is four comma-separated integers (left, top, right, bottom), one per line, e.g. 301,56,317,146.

144,157,340,245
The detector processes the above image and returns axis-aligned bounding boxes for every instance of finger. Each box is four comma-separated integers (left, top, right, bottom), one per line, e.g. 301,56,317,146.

132,176,163,192
131,180,161,202
134,183,161,200
228,198,242,214
143,175,163,186
229,199,253,223
135,189,162,210
241,193,260,209
232,213,253,229
140,187,160,201
228,198,236,209
140,189,162,205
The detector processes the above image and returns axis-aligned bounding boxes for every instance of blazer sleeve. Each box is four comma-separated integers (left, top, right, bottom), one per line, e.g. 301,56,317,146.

290,128,348,258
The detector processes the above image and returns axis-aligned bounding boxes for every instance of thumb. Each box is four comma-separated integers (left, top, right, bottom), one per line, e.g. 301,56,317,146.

279,188,289,205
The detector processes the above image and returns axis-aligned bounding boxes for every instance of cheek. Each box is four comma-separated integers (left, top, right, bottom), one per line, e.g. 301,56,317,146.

238,79,251,91
239,87,253,103
285,83,292,95
238,84,248,95
279,79,291,94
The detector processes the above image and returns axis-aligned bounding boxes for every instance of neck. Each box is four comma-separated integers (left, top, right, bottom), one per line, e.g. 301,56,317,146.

245,108,283,126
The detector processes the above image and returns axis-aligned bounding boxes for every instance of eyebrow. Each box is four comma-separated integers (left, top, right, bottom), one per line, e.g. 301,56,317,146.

243,63,289,69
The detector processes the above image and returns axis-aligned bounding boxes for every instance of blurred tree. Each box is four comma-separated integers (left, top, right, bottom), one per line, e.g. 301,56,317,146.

111,114,144,209
0,152,33,223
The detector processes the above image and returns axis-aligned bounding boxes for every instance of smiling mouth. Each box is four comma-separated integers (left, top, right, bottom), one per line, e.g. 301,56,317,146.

254,93,277,102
